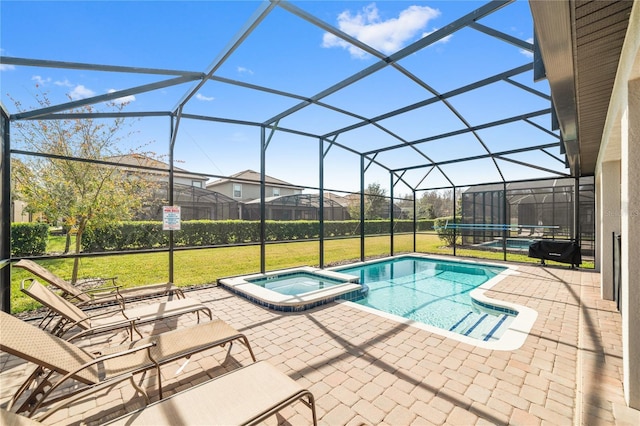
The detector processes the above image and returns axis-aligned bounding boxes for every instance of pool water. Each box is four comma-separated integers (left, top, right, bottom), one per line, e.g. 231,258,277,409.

478,238,536,250
248,272,346,296
336,257,516,341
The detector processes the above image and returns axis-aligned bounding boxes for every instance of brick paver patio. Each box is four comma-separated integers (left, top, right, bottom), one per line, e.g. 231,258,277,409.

1,258,639,425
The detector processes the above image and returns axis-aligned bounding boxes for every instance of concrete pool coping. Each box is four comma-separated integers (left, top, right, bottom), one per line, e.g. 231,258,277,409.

220,254,538,348
218,266,363,312
329,254,538,351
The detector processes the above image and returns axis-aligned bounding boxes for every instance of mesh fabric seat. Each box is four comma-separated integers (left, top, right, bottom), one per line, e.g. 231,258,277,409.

21,278,211,340
104,361,317,426
0,311,256,419
1,408,43,425
14,259,184,308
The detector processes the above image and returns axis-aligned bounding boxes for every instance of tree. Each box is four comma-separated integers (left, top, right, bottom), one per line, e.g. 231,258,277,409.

434,216,460,246
348,182,389,219
11,90,158,283
417,189,455,219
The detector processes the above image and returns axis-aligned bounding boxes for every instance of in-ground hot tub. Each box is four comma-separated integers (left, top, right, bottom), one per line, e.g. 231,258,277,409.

218,266,365,312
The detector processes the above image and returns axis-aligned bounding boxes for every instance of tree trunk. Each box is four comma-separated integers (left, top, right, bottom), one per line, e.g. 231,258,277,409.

64,229,71,254
71,220,85,285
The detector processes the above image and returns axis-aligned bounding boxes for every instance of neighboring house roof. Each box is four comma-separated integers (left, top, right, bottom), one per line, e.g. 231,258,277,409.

244,194,346,207
323,192,349,207
206,169,302,190
107,154,209,181
171,182,237,203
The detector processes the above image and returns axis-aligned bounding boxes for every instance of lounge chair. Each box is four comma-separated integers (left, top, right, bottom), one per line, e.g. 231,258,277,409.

102,361,317,426
14,259,184,309
20,278,212,341
517,227,532,237
1,408,43,425
530,228,544,238
0,310,256,418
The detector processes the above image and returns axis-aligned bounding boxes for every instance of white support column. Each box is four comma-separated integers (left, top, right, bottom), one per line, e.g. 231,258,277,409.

621,78,640,409
595,173,601,273
598,160,621,300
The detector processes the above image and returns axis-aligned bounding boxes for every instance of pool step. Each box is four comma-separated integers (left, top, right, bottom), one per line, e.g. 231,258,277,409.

449,311,513,341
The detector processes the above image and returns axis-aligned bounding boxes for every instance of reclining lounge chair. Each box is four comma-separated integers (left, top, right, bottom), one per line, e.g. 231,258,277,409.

0,310,256,419
1,408,42,426
14,259,184,309
103,360,317,426
21,278,212,341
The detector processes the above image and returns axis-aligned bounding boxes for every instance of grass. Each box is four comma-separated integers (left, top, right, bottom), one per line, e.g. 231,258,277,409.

10,233,593,313
47,234,74,254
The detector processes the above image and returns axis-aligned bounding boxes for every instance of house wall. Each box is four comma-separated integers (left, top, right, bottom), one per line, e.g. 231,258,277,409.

174,176,206,187
596,4,640,407
240,184,299,201
597,161,621,300
210,181,300,202
11,200,30,223
621,80,640,408
143,173,206,188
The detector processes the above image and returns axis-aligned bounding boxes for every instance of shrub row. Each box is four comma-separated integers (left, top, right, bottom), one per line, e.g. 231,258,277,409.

11,223,49,256
81,219,437,252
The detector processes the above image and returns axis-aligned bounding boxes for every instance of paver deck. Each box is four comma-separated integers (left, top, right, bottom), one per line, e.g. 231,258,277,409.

1,258,639,425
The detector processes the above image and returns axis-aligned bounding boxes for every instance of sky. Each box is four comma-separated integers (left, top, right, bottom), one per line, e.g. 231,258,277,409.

0,0,564,196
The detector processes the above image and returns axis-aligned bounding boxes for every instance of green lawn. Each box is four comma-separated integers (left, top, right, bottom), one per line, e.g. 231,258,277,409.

10,233,593,313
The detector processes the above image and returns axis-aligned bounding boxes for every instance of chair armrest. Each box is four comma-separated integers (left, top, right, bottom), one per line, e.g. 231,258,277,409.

28,342,157,418
33,372,142,422
81,277,121,295
65,316,142,342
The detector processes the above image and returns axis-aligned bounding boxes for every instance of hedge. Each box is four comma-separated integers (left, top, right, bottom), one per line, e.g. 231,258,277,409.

11,223,49,256
81,219,438,252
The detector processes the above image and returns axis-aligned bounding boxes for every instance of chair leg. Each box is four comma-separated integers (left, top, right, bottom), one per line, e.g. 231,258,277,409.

11,368,56,416
241,335,257,362
129,375,150,405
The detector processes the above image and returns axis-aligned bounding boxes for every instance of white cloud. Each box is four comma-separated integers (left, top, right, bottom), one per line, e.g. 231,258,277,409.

107,88,135,104
237,66,254,75
195,93,215,101
32,75,52,86
322,3,440,59
520,37,534,58
54,79,74,87
421,28,453,44
69,84,95,100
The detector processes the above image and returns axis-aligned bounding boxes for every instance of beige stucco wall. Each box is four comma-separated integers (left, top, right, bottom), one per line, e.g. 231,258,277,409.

622,77,640,409
596,2,640,408
208,181,300,202
597,160,621,300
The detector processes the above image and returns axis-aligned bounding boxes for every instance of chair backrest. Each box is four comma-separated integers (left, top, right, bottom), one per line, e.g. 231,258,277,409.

20,279,90,329
0,311,98,384
1,407,45,425
14,259,90,303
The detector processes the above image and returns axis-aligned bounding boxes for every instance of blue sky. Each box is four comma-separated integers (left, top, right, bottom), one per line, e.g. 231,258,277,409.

0,1,563,195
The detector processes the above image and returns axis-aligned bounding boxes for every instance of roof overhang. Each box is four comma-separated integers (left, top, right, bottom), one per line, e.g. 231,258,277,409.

530,0,633,177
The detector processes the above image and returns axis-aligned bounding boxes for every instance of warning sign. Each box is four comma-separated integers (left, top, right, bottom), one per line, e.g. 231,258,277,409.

162,206,181,230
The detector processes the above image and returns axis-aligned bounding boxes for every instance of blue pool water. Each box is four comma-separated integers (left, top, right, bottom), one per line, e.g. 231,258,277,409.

248,272,346,296
479,238,536,250
335,257,516,341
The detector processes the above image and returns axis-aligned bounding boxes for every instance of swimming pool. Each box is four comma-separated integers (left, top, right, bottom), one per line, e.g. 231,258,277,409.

332,255,537,350
218,267,364,312
248,271,347,296
476,238,537,251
